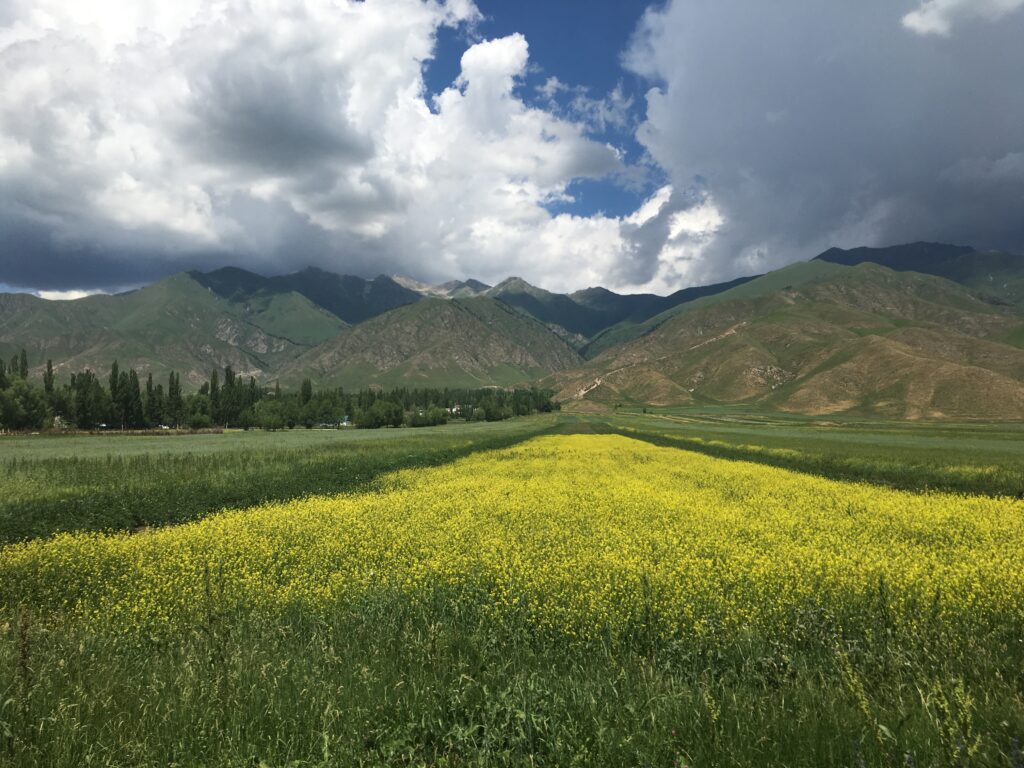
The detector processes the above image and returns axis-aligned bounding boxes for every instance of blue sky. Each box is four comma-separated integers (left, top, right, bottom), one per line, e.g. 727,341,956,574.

425,0,655,218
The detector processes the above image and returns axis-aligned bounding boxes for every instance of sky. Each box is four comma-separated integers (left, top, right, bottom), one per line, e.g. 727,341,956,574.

1,0,1023,297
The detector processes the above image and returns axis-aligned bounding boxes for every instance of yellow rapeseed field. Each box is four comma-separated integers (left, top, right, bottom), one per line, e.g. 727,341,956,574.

2,435,1022,641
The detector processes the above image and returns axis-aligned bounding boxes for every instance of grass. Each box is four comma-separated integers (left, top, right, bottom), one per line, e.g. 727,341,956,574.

2,416,1023,766
4,593,1022,767
598,406,1024,497
0,418,556,544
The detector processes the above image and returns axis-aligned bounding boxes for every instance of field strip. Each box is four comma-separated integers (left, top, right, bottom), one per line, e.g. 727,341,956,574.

4,433,1022,646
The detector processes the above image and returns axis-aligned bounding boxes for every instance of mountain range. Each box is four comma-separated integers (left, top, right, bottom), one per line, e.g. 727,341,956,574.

3,242,1024,418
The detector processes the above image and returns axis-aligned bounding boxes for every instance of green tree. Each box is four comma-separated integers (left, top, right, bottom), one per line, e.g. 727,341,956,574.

108,361,122,426
188,393,213,429
356,399,403,429
300,378,313,405
167,372,184,428
69,370,111,429
126,369,144,428
218,366,243,426
209,369,220,424
152,384,166,425
18,349,29,380
0,360,8,390
43,359,55,396
0,378,49,430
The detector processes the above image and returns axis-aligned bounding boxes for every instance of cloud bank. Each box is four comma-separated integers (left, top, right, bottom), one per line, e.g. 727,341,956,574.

0,0,640,292
623,0,1024,285
1,0,1023,294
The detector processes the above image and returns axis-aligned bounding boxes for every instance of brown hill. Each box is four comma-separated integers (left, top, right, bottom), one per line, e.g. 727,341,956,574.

283,296,582,389
550,263,1024,419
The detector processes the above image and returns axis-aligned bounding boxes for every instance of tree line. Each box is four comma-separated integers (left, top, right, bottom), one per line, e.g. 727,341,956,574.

0,350,558,432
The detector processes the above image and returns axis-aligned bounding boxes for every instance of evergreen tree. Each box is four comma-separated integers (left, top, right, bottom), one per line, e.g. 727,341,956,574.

69,370,111,429
18,349,29,380
127,369,144,428
0,360,8,390
167,372,184,428
300,378,313,405
220,366,240,425
109,361,120,406
116,370,131,429
209,369,220,423
110,362,125,428
144,373,157,425
43,359,55,396
152,383,166,425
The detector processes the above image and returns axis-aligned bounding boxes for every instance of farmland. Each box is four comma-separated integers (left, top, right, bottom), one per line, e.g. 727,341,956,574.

603,406,1024,496
2,417,1023,766
0,418,557,544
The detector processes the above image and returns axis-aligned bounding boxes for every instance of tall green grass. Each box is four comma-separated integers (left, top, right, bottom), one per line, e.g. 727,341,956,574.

2,586,1022,767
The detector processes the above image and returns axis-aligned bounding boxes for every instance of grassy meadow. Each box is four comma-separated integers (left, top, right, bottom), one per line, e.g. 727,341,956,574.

2,415,1024,766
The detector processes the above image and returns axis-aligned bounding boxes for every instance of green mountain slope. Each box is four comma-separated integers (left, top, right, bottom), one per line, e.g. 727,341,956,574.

815,242,1024,305
486,274,757,349
551,263,1024,419
6,243,1024,410
192,267,421,324
0,273,346,385
581,264,836,358
283,296,582,389
485,277,609,342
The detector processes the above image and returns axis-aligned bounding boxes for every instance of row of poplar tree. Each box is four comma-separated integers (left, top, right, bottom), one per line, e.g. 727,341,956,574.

0,350,557,431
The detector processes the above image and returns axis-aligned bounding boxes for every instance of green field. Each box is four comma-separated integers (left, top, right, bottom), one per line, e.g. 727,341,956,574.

2,414,1023,766
0,419,557,544
599,406,1024,496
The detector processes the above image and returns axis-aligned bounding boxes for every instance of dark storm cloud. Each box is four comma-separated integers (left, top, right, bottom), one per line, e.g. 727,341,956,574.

0,209,213,290
0,198,428,292
177,31,375,174
624,0,1024,283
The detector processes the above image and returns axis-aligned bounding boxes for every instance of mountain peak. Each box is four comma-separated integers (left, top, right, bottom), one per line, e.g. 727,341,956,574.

488,276,546,296
390,274,451,297
570,286,617,300
436,278,491,298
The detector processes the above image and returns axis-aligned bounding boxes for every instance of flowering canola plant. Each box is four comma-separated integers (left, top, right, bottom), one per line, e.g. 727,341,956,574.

2,435,1022,641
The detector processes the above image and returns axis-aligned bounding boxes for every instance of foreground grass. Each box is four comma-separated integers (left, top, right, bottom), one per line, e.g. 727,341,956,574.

4,597,1022,767
0,418,556,544
2,435,1022,765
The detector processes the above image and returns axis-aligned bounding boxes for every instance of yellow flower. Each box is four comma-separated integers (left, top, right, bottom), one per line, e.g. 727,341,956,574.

2,435,1021,643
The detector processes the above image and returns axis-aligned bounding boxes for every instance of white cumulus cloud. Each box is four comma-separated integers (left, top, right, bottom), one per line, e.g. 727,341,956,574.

0,0,656,294
902,0,1024,36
